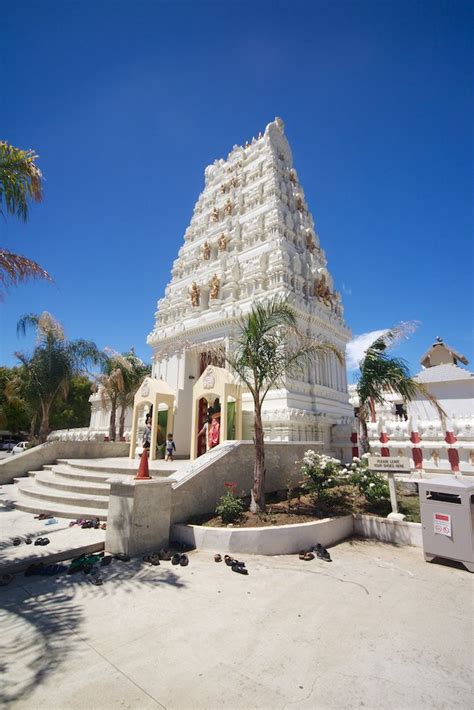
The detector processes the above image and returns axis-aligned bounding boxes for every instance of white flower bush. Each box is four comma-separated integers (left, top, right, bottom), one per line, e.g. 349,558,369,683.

299,450,390,505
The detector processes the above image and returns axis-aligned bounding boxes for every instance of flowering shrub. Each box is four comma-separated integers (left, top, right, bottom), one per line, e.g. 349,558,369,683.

347,457,390,503
215,482,245,524
300,451,342,500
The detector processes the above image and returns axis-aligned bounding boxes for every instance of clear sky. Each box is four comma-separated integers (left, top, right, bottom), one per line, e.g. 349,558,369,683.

1,0,473,379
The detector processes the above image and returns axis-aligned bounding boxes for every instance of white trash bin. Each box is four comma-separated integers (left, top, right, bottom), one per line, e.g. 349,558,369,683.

418,475,474,573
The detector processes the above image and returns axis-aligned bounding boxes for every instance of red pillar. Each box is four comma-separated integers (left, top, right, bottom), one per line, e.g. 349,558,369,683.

350,431,359,459
380,431,390,457
445,430,460,472
410,430,423,469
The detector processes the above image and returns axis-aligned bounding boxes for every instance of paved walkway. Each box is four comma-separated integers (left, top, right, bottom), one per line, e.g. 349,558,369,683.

1,540,472,709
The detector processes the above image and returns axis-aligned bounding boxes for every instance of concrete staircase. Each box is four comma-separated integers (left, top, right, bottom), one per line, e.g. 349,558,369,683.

13,459,170,521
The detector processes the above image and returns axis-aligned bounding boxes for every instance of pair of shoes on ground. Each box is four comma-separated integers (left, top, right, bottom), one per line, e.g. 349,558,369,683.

143,552,161,566
24,562,66,577
171,553,189,567
299,544,332,562
12,536,33,546
81,519,100,529
221,554,248,575
34,537,50,546
34,513,53,520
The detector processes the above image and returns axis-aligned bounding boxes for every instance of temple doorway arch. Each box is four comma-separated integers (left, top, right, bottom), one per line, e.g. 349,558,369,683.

129,377,176,461
190,366,242,459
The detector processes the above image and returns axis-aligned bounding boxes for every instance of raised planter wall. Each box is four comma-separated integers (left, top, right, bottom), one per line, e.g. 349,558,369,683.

171,514,422,554
0,441,129,485
353,514,422,547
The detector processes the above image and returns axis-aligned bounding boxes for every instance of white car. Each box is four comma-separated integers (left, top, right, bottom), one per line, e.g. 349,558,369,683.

11,441,28,455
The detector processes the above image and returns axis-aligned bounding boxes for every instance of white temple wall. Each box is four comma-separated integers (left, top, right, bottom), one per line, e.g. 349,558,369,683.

408,381,474,419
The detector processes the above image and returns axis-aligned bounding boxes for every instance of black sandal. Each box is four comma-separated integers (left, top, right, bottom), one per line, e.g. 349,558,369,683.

179,554,189,567
171,553,181,565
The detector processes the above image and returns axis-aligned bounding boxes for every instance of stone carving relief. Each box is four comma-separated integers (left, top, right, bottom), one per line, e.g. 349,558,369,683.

201,241,211,260
224,199,233,216
211,207,219,223
296,196,305,212
217,233,228,252
314,274,333,307
203,366,215,390
209,274,221,300
306,232,316,253
190,282,200,307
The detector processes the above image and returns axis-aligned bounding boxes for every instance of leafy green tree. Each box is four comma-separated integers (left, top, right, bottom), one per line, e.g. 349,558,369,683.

14,312,103,442
117,351,151,441
225,297,343,512
0,366,31,434
0,141,51,297
50,376,94,430
356,324,445,451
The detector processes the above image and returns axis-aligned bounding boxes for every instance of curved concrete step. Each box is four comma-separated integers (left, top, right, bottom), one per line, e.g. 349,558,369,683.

45,464,131,484
16,481,109,509
25,470,111,497
13,495,107,520
56,459,141,475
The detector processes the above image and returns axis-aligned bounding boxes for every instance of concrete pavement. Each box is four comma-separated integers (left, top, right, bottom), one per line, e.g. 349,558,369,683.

0,540,472,709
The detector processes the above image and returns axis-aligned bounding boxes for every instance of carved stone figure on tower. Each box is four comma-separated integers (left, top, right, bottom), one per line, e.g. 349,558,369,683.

306,232,316,253
218,233,228,252
224,199,233,216
201,241,211,260
190,282,200,306
211,207,219,223
209,274,220,300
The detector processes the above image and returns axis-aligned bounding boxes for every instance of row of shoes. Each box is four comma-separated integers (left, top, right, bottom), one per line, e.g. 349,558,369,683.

12,535,51,546
299,544,332,562
214,553,249,575
69,518,107,530
143,550,190,567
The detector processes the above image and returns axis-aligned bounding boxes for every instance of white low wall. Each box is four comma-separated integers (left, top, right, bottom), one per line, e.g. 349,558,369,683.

353,514,422,547
172,516,354,555
172,514,423,554
0,440,130,484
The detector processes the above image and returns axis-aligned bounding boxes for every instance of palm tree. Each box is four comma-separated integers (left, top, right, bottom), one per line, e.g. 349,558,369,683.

0,141,51,297
356,324,445,451
225,297,343,513
96,350,150,442
15,312,103,442
117,351,151,441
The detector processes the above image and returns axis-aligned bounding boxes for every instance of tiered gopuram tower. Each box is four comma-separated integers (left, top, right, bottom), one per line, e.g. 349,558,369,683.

147,118,353,456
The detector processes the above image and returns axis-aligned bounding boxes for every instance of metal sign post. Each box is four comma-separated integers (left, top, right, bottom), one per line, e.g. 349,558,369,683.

367,456,412,520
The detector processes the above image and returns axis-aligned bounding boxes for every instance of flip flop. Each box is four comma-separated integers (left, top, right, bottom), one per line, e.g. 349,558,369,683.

299,551,314,561
179,554,189,567
232,563,248,575
90,573,103,585
224,554,234,566
171,553,181,565
25,537,33,545
158,549,171,560
12,537,21,546
100,555,112,566
45,518,58,525
214,553,222,563
114,553,130,562
34,538,44,546
314,544,332,562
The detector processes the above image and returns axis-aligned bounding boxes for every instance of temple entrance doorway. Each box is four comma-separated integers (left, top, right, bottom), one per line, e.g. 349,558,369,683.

190,366,242,460
129,377,175,461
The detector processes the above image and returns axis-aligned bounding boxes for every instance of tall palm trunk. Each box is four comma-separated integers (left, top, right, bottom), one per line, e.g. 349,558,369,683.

359,412,370,454
118,405,126,441
109,397,118,441
251,401,266,512
39,399,52,443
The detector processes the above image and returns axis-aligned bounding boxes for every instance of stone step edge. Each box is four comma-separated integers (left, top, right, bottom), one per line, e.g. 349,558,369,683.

0,539,105,575
13,499,108,520
15,484,109,508
24,472,111,493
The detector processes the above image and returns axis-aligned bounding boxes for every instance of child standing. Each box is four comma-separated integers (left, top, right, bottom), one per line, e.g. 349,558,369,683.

165,433,176,461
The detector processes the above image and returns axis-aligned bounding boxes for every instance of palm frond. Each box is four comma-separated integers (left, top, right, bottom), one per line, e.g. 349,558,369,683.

0,142,42,221
0,250,51,300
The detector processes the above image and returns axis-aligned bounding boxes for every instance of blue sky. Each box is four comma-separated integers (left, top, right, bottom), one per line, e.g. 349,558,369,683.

1,0,472,380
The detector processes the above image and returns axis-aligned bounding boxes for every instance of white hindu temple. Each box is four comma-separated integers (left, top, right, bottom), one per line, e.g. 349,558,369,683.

89,117,354,458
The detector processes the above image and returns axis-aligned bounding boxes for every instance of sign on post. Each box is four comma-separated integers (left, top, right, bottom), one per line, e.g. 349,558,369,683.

367,456,411,472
